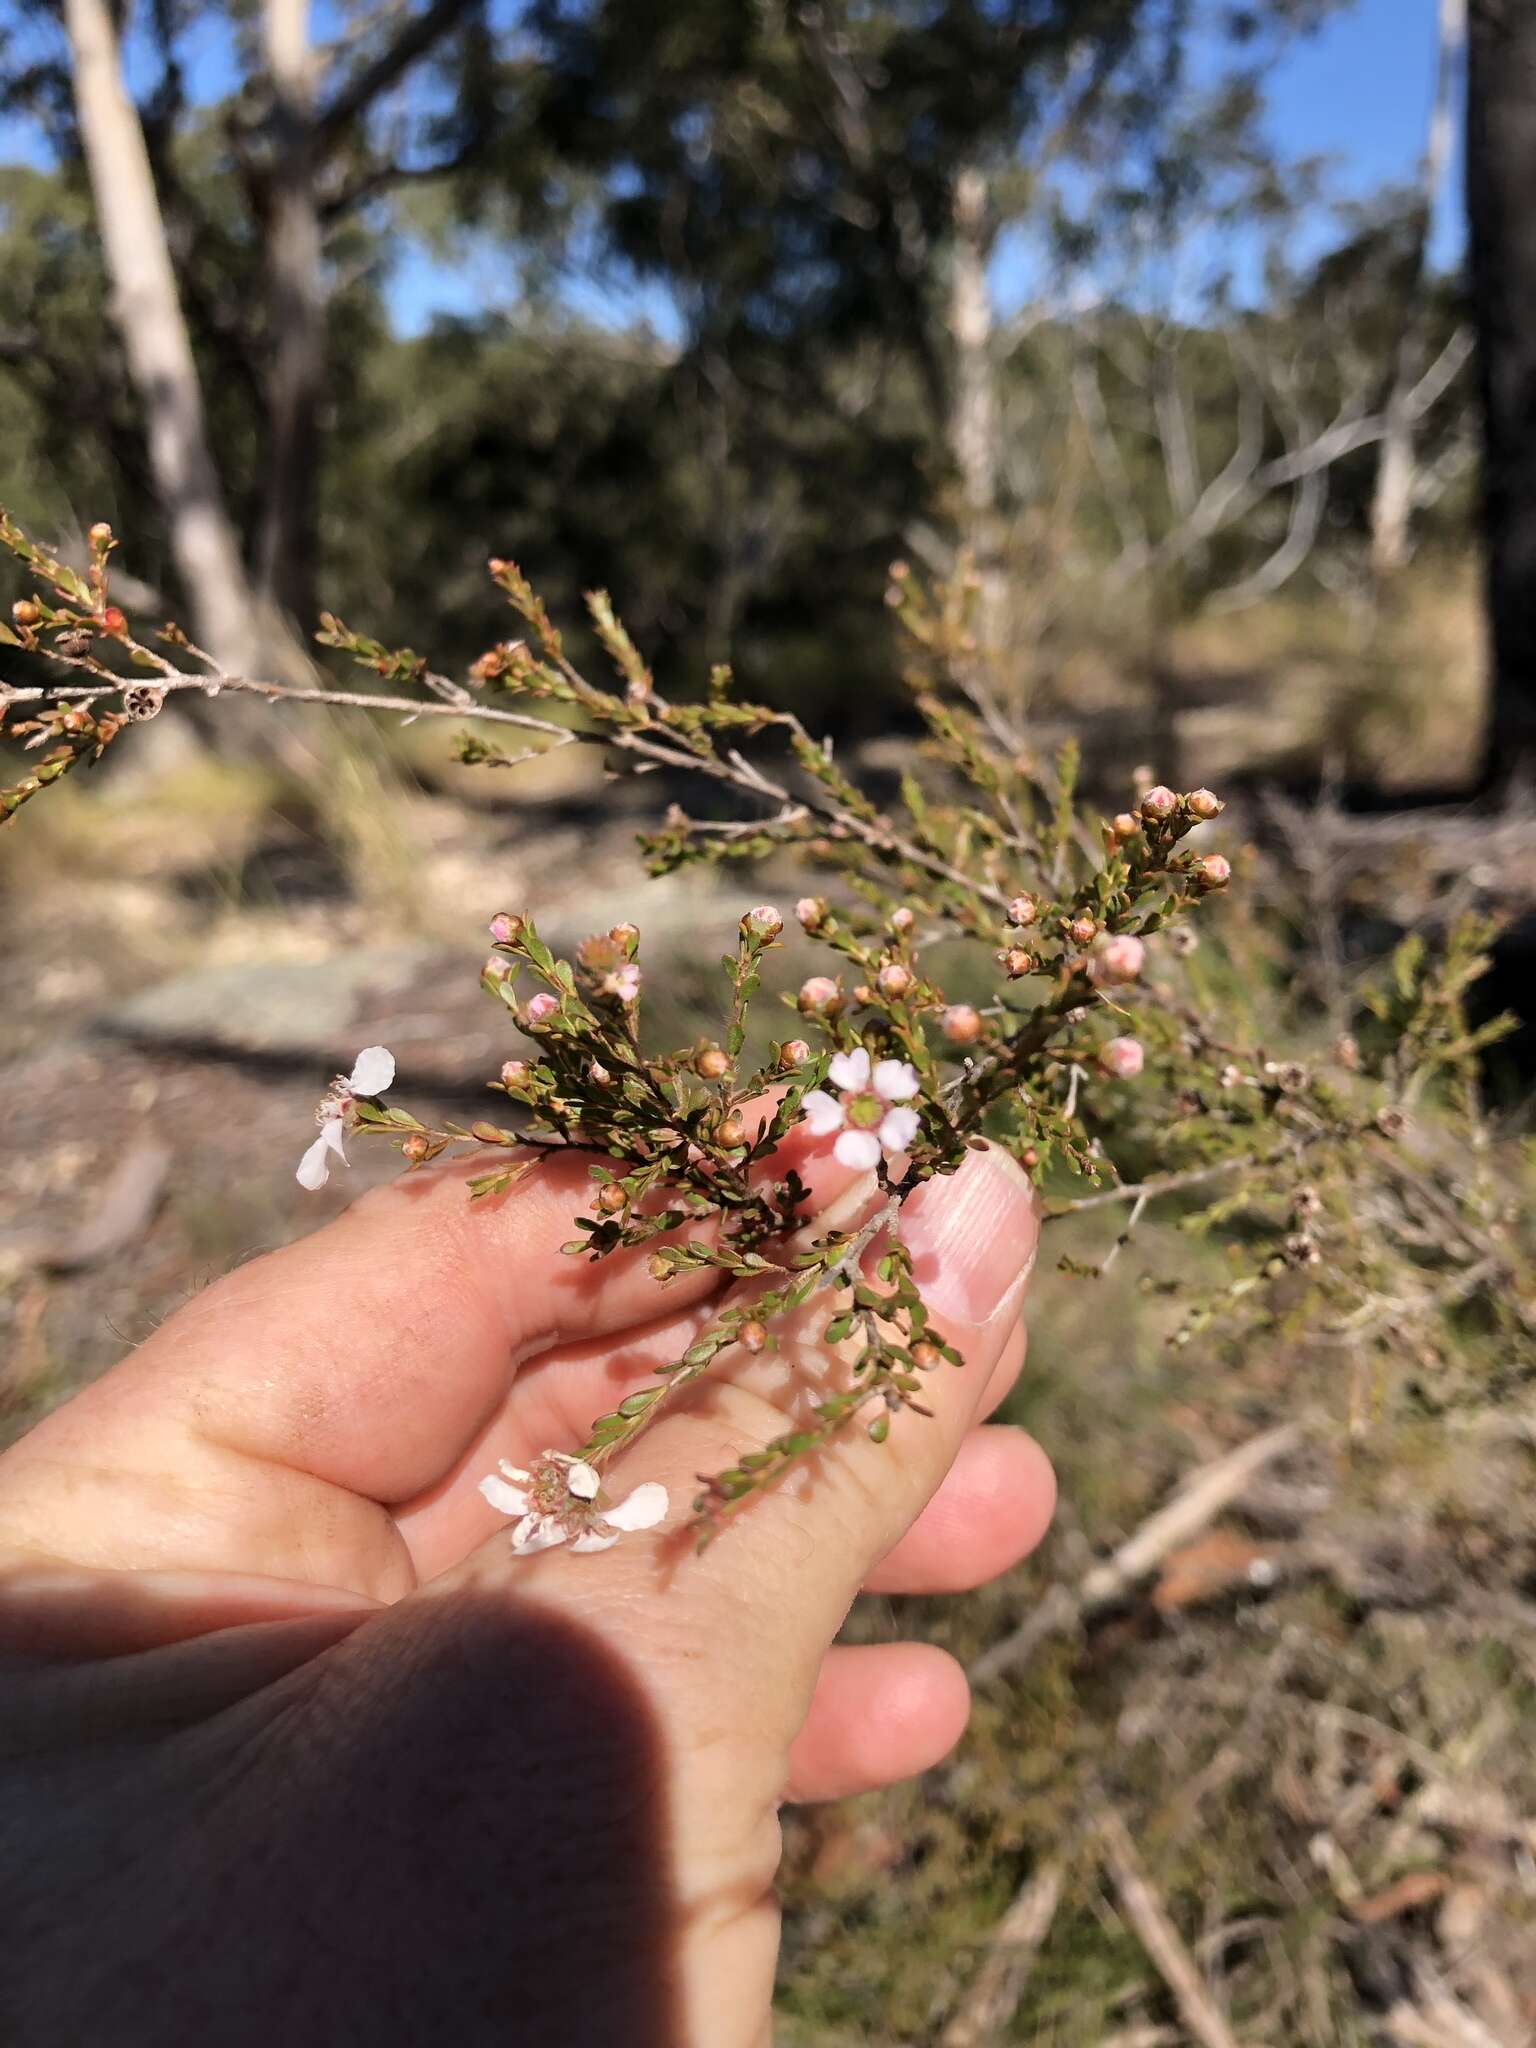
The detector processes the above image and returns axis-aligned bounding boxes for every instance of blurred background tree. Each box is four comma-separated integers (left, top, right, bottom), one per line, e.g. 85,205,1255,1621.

0,0,1485,755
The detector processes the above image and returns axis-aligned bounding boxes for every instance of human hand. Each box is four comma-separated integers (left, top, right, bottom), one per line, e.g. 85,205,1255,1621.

0,1133,1050,2045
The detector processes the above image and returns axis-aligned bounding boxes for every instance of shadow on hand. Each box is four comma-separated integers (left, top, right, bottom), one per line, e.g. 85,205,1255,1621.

1,1588,680,2047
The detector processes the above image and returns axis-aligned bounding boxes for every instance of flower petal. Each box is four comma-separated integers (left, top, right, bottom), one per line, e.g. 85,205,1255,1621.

827,1047,871,1093
801,1089,846,1137
295,1125,340,1190
565,1461,601,1500
602,1481,670,1532
479,1473,531,1517
878,1105,920,1155
833,1127,882,1172
347,1045,396,1097
510,1516,567,1555
872,1058,920,1103
568,1528,621,1553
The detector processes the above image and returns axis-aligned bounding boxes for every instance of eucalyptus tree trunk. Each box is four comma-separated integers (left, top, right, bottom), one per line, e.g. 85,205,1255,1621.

256,0,325,632
949,166,1006,667
1369,0,1466,581
1467,0,1536,788
63,0,267,673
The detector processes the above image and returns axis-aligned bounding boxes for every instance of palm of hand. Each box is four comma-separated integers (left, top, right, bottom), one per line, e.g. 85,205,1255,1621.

0,1141,1048,2045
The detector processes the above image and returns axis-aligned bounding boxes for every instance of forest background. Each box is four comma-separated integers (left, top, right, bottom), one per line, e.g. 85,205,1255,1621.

3,3,1536,2042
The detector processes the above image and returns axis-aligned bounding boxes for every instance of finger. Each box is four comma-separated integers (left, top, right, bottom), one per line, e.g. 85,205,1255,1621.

618,1142,1038,1646
861,1424,1055,1595
783,1642,970,1803
0,1126,862,1594
0,1565,378,1662
403,1317,1041,1591
980,1314,1028,1420
395,1294,729,1580
449,1143,1039,1750
402,1171,961,1577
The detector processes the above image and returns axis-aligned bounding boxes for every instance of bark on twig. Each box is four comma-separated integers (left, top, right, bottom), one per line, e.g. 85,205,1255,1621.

1097,1805,1243,2048
971,1423,1304,1687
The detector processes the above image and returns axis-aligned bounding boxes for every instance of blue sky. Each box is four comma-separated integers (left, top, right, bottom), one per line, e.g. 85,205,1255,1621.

1264,0,1462,267
0,0,1461,334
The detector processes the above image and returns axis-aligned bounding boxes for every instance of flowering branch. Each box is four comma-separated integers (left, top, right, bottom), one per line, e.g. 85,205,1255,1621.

4,509,1522,1551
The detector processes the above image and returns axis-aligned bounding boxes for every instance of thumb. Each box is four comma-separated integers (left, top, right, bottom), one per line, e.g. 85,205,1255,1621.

445,1139,1039,1754
422,1143,1039,2048
633,1140,1040,1662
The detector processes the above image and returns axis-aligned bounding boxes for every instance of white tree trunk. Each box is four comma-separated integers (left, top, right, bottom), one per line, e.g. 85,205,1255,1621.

63,0,268,673
949,166,1007,658
1370,0,1467,579
257,0,326,629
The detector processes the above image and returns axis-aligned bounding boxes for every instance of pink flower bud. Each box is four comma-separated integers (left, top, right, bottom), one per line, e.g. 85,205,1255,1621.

742,904,783,939
608,921,640,950
796,896,827,930
1007,893,1039,927
1089,934,1146,987
876,961,913,999
524,992,559,1025
942,1004,983,1045
488,912,522,945
1111,812,1140,841
1191,853,1231,891
482,955,512,985
798,975,840,1015
1185,788,1224,820
890,906,915,934
1098,1036,1145,1080
500,1059,530,1087
1139,785,1179,823
780,1038,811,1067
1066,915,1099,947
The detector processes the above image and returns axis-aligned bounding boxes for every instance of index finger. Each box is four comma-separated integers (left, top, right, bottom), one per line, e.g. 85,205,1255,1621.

0,1122,855,1596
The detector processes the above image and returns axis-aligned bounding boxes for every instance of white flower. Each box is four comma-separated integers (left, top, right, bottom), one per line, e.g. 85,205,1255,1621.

296,1044,396,1190
479,1451,669,1556
800,1046,921,1171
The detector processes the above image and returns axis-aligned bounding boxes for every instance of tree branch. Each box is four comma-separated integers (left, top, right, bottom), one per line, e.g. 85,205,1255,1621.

314,0,475,152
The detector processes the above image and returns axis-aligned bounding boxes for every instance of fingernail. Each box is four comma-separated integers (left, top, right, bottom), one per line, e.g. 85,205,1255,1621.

901,1146,1039,1330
